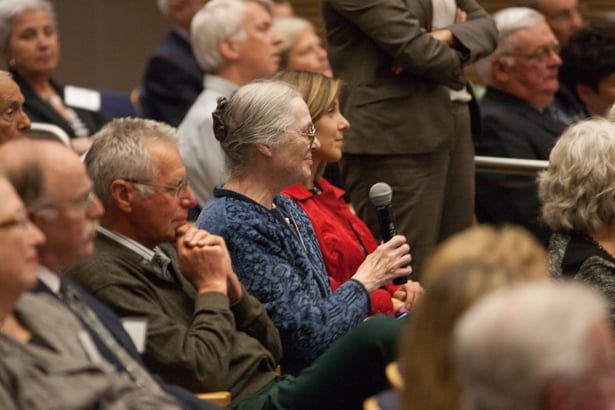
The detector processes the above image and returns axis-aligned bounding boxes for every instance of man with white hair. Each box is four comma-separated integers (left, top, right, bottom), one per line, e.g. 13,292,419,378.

474,7,567,245
453,281,615,410
178,0,282,208
141,0,208,126
511,0,584,47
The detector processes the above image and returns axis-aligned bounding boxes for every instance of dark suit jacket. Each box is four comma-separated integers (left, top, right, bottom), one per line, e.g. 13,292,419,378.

11,71,108,138
141,29,204,127
475,87,567,244
322,0,497,155
31,278,220,410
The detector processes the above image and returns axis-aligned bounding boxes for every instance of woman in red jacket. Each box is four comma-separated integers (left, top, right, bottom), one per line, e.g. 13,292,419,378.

278,70,422,316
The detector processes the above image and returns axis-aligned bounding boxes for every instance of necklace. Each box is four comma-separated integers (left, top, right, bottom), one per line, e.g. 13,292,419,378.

271,205,324,276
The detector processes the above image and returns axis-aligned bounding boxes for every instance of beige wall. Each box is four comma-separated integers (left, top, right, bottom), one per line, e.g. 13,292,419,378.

52,0,169,92
28,0,614,92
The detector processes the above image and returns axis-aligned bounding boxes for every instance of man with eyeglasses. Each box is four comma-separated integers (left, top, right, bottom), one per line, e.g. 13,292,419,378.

0,138,219,409
512,0,584,47
322,0,498,282
178,0,282,211
473,7,567,245
0,172,176,409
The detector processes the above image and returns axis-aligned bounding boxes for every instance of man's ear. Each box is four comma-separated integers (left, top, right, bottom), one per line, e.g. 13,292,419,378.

109,179,135,213
492,58,512,84
219,39,240,61
576,83,596,107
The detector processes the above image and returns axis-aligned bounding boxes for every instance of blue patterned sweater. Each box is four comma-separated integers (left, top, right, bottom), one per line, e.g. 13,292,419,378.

197,186,371,374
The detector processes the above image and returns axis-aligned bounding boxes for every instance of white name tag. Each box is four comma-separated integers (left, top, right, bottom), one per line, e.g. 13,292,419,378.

64,85,101,112
121,317,148,354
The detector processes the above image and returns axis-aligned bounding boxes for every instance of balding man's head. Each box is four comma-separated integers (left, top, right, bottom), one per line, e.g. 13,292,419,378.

0,71,31,144
0,138,45,206
0,138,104,272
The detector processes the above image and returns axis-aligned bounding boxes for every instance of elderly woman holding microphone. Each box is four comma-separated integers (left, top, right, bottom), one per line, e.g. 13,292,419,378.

197,80,411,375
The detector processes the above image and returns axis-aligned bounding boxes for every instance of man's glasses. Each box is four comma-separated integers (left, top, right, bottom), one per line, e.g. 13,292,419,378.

296,123,317,148
501,43,561,63
32,190,97,220
126,178,190,198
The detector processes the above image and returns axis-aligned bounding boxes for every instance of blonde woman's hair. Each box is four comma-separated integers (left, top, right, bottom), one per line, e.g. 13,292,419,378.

400,224,547,410
274,70,341,178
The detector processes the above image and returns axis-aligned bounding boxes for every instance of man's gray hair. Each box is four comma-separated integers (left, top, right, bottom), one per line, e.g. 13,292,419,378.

0,139,45,207
539,118,615,233
85,118,179,206
474,7,545,83
215,79,301,176
0,0,56,50
191,0,272,72
454,281,608,410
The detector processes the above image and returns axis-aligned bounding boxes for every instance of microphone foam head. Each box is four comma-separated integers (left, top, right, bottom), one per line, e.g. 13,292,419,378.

369,182,393,207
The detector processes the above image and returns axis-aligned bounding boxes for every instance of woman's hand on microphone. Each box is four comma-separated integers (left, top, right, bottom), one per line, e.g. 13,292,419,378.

352,235,412,293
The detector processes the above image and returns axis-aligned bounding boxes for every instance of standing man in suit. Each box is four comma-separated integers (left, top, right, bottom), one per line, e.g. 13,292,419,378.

142,0,208,126
0,138,219,410
322,0,497,280
473,7,566,245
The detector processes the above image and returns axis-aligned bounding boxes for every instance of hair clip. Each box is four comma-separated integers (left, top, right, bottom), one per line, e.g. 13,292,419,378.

212,97,228,142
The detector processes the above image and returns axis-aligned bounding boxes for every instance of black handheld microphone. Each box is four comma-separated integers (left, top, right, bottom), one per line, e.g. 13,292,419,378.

369,182,408,285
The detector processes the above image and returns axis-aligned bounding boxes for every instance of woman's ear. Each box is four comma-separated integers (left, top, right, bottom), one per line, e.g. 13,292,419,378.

255,143,273,157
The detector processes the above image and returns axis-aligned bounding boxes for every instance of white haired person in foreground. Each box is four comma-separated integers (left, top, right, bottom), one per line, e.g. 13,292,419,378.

453,281,615,410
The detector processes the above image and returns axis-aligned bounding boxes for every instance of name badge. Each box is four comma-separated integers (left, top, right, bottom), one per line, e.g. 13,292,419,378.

64,85,101,112
121,317,148,354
